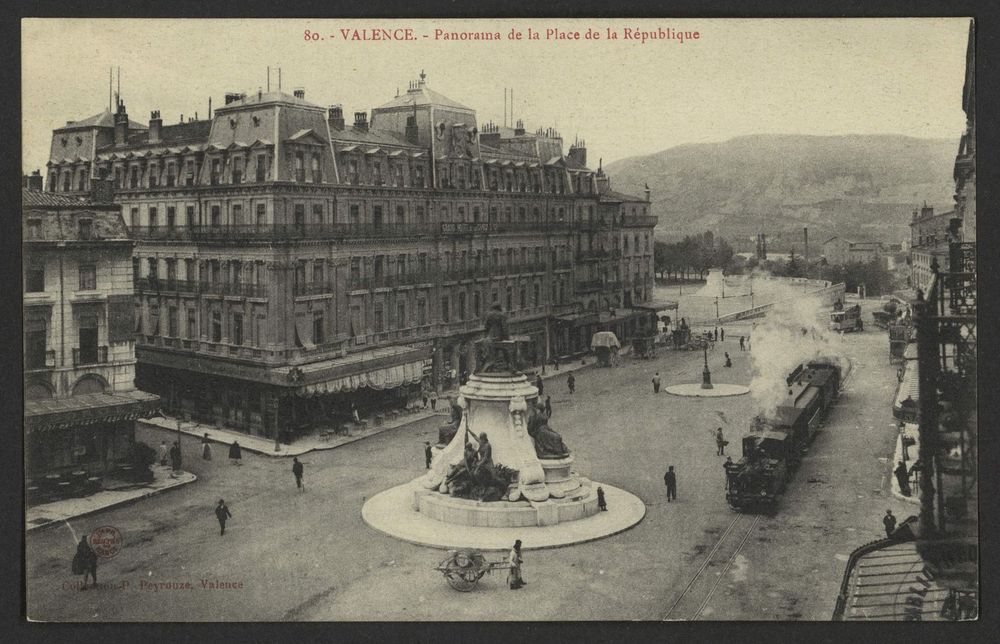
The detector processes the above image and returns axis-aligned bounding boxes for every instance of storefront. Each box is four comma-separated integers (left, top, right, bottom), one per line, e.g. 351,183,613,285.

24,390,161,481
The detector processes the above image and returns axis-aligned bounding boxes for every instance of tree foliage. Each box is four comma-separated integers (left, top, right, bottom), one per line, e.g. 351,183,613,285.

654,232,735,280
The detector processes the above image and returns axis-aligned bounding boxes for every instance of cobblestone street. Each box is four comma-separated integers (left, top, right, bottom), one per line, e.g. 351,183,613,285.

25,304,904,621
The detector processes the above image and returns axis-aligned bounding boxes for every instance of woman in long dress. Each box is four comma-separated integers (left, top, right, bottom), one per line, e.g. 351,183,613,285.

508,540,524,589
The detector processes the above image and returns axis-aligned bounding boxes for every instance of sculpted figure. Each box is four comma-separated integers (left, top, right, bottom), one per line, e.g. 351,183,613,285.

527,403,570,459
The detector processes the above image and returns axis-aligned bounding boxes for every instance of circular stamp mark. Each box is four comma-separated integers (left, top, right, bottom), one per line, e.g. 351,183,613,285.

89,526,123,559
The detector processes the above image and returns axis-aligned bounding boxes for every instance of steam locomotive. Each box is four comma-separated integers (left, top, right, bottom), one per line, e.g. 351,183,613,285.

725,360,842,511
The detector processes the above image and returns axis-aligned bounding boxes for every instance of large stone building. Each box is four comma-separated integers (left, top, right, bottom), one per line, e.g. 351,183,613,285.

908,204,955,292
23,188,159,488
44,74,656,442
821,236,885,266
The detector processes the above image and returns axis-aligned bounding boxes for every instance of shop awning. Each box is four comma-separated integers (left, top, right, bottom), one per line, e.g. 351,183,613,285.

837,542,955,621
24,390,161,433
281,345,432,395
893,362,919,422
553,311,599,327
637,299,679,312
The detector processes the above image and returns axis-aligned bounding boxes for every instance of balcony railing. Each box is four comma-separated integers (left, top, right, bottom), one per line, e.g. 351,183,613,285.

293,281,334,297
912,239,977,592
576,249,621,262
135,278,266,298
73,345,108,366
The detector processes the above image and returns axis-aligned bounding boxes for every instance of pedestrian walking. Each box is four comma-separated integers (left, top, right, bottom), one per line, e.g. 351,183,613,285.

158,440,169,466
664,466,677,502
567,373,575,394
553,356,560,371
72,535,98,589
292,457,304,490
422,392,429,409
544,395,552,419
721,328,725,342
215,499,232,536
714,327,718,341
424,441,433,469
201,433,212,461
724,352,732,368
883,509,896,538
894,460,911,496
429,389,438,411
597,486,607,511
169,440,182,472
508,540,525,590
228,440,242,466
716,428,727,455
652,372,661,394
739,336,745,351
351,402,361,424
535,374,544,397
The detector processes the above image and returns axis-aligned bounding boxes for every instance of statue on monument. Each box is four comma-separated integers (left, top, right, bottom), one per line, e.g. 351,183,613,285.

527,402,571,459
477,304,519,374
443,431,517,501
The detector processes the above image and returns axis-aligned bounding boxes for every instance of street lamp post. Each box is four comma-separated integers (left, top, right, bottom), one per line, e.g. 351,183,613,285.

701,344,713,389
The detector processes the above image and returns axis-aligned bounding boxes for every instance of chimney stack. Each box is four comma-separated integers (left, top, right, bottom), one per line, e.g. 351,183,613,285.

148,110,162,144
354,112,369,132
514,119,525,136
567,139,587,168
405,114,419,144
328,105,345,131
113,100,129,146
294,88,305,100
23,170,44,191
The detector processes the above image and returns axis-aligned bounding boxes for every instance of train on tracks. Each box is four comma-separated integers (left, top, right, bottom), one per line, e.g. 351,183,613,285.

725,359,842,511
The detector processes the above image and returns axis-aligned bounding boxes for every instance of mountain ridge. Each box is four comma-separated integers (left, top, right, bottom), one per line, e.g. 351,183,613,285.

604,133,957,245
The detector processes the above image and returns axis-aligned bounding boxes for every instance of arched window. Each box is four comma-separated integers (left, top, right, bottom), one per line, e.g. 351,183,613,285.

72,374,107,395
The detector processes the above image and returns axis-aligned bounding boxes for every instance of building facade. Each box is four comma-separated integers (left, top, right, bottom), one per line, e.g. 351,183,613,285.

44,75,656,441
821,236,885,266
23,188,159,487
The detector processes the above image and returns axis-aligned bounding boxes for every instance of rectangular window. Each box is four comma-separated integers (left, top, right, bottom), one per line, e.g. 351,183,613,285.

374,303,384,332
350,258,361,287
473,291,481,317
77,315,99,365
211,311,222,342
186,308,196,339
458,292,467,320
396,205,405,225
166,259,177,285
350,305,361,337
313,260,325,284
506,286,513,311
256,203,266,227
149,207,158,229
211,159,221,185
166,163,176,187
232,204,243,226
373,162,383,185
313,311,324,344
167,306,179,337
256,154,267,182
130,208,139,229
417,299,427,326
312,154,322,183
211,205,221,227
440,296,450,323
77,219,93,240
186,160,195,186
295,152,305,182
185,205,195,227
232,157,243,184
397,301,406,328
26,263,45,292
416,206,425,224
417,253,428,274
519,287,526,309
533,283,540,306
166,207,176,229
312,203,323,224
232,312,244,345
185,258,195,282
149,165,158,187
373,205,383,228
350,204,360,225
294,204,306,229
25,316,48,369
147,257,158,281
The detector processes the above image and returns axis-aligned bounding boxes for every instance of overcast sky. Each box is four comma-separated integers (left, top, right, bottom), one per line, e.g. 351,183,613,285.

22,18,970,173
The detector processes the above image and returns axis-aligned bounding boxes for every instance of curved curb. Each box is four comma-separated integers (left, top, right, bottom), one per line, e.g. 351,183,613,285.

664,383,750,398
362,482,646,551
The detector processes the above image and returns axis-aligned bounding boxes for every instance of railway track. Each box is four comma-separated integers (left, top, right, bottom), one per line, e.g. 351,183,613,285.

663,512,762,621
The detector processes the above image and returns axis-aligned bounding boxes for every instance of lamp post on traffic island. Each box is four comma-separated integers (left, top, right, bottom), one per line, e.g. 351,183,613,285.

701,343,713,389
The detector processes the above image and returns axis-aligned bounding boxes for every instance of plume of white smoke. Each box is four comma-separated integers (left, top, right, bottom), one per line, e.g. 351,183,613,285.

748,289,845,419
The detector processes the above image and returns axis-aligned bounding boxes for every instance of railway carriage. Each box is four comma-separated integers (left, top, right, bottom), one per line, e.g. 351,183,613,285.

726,360,842,511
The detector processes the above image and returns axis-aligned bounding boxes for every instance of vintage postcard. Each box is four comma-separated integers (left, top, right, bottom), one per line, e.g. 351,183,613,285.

21,17,977,621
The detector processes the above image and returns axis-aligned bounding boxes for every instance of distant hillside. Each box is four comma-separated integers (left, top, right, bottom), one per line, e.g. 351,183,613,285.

605,134,957,248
